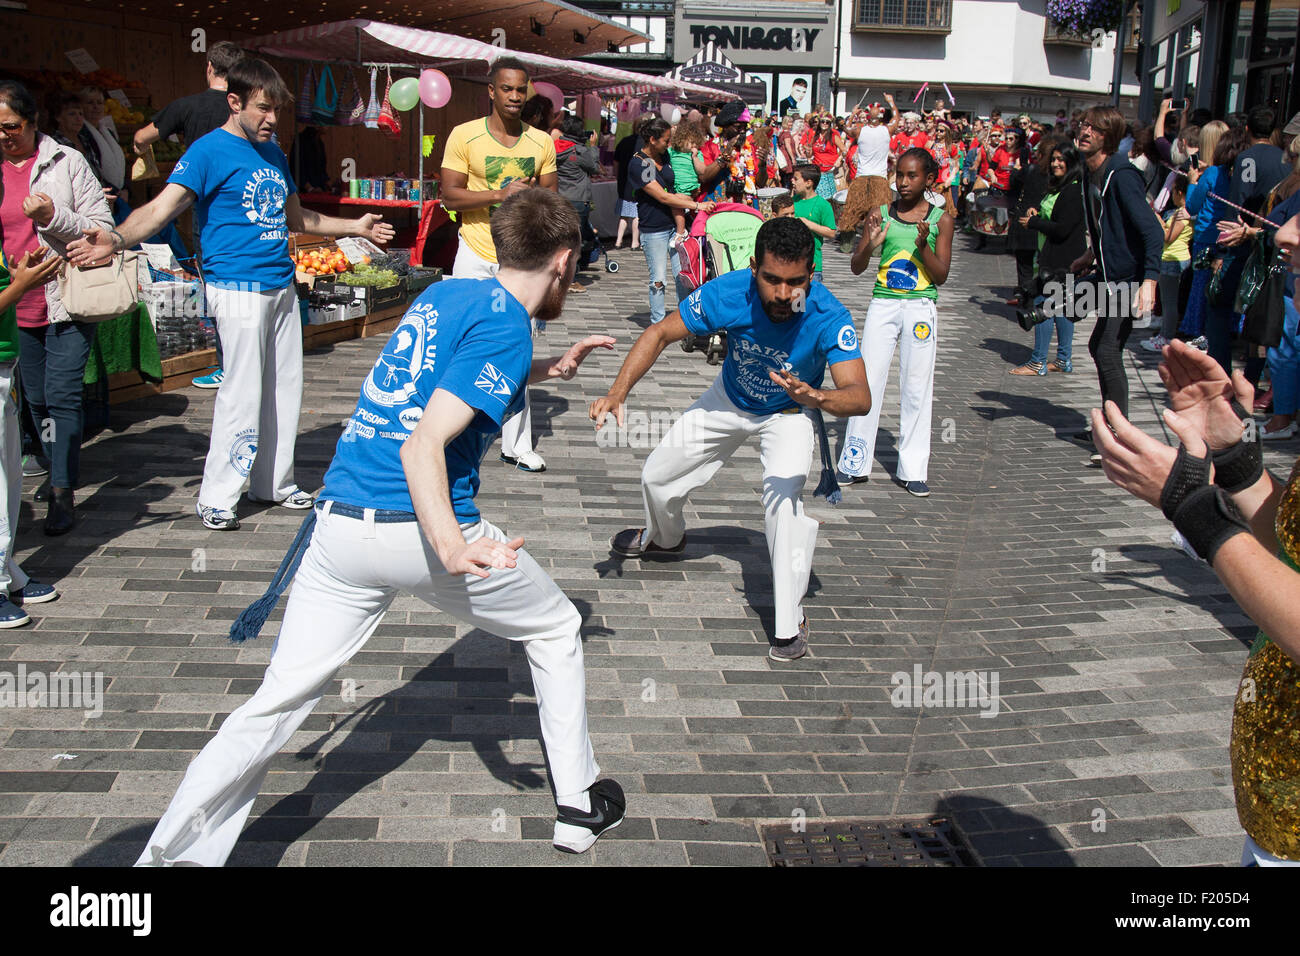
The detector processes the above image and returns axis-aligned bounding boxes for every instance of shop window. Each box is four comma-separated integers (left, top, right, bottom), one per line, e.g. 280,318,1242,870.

853,0,952,33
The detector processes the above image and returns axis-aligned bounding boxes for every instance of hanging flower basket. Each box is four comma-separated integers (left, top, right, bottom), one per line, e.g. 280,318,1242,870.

1046,0,1126,39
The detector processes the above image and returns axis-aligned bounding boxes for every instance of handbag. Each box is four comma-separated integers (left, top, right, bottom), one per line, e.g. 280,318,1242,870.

58,251,143,324
337,70,363,126
1240,237,1287,349
1234,235,1269,314
363,68,380,130
296,64,316,124
377,68,401,140
311,64,338,125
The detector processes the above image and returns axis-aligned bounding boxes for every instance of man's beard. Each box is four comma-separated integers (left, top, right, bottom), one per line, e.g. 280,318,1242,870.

535,277,567,322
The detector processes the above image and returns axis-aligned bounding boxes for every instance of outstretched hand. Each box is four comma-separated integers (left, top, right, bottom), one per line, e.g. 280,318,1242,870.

551,334,616,380
1157,338,1254,451
1091,401,1209,509
589,395,626,430
769,369,823,409
66,228,117,268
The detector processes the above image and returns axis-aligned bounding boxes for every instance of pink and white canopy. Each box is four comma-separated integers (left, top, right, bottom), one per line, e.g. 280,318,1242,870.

244,19,738,101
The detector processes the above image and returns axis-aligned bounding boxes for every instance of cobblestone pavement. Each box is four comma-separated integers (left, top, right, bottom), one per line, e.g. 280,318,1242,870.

1,231,1293,867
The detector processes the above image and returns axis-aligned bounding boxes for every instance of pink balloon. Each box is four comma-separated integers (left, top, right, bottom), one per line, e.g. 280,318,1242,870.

532,81,564,114
419,69,452,109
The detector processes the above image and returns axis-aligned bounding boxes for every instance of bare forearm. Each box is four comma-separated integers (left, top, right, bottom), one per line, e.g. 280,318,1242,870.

1229,469,1285,555
439,184,502,212
401,435,468,566
799,217,836,239
607,330,669,401
115,200,179,248
916,245,949,284
1212,532,1300,665
297,208,360,237
817,383,870,418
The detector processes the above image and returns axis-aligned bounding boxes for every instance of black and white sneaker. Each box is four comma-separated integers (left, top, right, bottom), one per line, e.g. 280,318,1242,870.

553,779,626,854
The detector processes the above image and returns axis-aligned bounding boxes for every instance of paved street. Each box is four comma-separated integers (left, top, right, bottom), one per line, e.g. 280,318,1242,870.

1,231,1292,867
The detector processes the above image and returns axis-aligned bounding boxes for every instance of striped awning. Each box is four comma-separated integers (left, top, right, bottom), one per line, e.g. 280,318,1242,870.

665,41,767,104
243,20,738,101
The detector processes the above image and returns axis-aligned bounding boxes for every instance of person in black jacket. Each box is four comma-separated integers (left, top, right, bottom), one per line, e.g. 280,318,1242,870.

1069,106,1164,455
1006,133,1054,307
1011,142,1087,375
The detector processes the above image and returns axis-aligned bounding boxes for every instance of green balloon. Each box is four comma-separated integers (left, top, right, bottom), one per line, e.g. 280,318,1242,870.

390,77,420,112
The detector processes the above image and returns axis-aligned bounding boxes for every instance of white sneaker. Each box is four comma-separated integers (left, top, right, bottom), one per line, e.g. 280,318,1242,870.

503,450,547,473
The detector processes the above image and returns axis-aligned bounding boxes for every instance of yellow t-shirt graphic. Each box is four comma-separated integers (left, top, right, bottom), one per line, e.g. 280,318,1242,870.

443,119,557,263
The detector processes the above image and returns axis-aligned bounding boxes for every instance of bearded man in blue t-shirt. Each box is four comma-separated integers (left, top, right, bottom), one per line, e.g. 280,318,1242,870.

69,57,395,531
133,190,623,865
589,217,871,661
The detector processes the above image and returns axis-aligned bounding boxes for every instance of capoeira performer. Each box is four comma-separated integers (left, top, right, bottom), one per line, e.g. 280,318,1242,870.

68,57,394,530
836,147,954,497
135,190,623,864
589,217,869,660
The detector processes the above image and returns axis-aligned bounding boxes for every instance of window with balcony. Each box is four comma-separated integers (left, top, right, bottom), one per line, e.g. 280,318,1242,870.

853,0,952,34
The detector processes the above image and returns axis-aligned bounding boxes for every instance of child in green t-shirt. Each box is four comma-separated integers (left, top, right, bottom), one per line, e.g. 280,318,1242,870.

0,247,64,627
667,121,708,242
790,164,839,281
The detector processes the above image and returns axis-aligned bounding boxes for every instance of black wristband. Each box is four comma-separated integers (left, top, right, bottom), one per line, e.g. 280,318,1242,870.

1171,485,1251,565
1211,428,1263,493
1159,444,1212,519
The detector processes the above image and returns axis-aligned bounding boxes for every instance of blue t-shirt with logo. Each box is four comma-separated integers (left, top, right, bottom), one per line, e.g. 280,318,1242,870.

168,128,296,288
679,269,862,415
320,279,532,522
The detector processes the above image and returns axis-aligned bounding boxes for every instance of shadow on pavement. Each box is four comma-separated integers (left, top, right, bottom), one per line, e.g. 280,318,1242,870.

936,794,1078,866
70,599,609,866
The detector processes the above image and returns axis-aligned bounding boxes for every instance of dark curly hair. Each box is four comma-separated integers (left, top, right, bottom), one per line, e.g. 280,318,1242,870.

754,216,815,271
897,146,938,182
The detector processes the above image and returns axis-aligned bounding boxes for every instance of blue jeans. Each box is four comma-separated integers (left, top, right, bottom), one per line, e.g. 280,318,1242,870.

640,228,684,324
1030,310,1073,366
1205,253,1246,373
18,321,96,489
1269,295,1300,416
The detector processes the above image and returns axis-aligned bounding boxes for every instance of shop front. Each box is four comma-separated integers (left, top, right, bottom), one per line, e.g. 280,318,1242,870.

1143,0,1300,121
672,0,836,115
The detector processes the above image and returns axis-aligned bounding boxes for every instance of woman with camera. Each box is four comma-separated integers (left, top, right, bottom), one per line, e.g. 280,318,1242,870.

1010,141,1086,376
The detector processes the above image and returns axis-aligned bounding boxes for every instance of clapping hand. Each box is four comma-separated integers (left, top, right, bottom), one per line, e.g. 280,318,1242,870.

1157,338,1255,452
914,218,930,249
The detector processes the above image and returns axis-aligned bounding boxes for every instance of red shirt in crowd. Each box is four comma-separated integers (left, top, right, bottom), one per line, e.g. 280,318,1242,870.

891,130,930,154
988,146,1016,190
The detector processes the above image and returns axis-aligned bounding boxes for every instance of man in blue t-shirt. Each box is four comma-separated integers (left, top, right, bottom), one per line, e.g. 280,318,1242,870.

589,217,870,661
68,57,395,532
134,190,625,866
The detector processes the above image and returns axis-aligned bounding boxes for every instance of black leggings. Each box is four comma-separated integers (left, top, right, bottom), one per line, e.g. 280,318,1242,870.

1014,250,1036,303
1089,313,1135,418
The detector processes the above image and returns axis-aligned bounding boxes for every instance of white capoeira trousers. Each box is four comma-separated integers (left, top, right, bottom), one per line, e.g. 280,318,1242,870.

838,297,937,483
641,377,819,641
136,506,599,866
199,283,302,511
452,237,537,459
0,361,30,594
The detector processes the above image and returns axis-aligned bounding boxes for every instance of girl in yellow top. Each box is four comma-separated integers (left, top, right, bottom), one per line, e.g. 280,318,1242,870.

837,147,954,497
1143,178,1192,353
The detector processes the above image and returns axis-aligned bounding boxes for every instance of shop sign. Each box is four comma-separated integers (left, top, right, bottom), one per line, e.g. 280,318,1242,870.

688,25,821,53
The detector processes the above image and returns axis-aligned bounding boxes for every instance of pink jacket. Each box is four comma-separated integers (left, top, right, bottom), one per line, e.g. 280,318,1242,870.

28,133,113,325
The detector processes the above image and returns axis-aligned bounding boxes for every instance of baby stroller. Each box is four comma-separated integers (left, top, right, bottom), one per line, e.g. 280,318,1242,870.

676,202,765,365
585,235,620,273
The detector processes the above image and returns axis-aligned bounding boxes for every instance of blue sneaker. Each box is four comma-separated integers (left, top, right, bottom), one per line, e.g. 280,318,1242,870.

10,580,58,605
193,369,224,389
900,479,931,498
0,595,30,628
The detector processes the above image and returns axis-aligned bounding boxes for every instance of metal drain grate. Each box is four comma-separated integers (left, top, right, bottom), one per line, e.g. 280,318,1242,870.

762,817,975,867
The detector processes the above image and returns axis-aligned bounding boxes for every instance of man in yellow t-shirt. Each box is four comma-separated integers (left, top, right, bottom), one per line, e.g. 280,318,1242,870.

442,57,558,276
441,57,559,473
